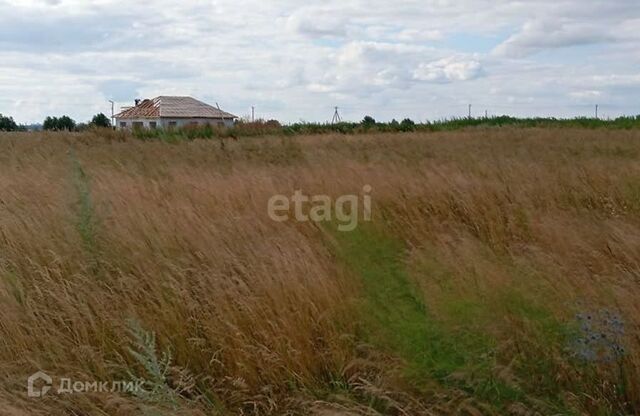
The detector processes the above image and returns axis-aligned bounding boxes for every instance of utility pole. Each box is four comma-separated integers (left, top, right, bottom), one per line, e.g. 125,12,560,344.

468,104,472,120
251,106,255,122
595,104,599,119
108,100,115,128
485,109,488,119
332,106,342,124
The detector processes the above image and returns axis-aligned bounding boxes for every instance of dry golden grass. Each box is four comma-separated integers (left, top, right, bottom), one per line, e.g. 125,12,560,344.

0,128,639,415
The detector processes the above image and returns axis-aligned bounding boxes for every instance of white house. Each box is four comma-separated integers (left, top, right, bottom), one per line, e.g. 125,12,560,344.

115,96,237,130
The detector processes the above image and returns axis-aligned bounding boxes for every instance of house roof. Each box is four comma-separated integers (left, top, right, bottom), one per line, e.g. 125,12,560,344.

115,96,238,119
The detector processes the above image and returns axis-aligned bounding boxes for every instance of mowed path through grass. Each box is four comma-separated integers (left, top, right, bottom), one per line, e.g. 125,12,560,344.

327,226,526,409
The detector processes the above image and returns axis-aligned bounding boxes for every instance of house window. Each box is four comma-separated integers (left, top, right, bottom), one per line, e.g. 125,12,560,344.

149,122,157,129
189,121,199,126
120,122,127,128
132,122,143,129
217,121,225,127
168,121,177,128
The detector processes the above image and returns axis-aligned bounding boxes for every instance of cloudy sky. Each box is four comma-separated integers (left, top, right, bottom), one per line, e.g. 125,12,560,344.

0,0,639,124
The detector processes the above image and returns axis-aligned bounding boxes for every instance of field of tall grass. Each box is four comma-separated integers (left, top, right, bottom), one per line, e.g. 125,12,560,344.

126,115,640,141
1,128,640,415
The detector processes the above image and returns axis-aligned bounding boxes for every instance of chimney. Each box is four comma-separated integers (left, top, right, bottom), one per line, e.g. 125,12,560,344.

135,99,141,106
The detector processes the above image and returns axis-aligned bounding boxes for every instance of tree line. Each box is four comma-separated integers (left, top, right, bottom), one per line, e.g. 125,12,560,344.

3,111,640,135
0,113,111,132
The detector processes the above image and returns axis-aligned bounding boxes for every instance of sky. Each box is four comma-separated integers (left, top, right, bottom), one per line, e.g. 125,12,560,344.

0,0,639,124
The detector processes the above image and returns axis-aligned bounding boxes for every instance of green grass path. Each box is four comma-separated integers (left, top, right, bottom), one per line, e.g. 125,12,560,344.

327,225,527,409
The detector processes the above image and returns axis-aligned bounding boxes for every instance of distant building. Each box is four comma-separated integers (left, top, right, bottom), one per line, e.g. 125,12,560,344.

115,96,237,130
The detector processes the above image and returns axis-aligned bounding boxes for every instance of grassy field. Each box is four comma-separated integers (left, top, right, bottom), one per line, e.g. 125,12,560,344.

1,128,640,415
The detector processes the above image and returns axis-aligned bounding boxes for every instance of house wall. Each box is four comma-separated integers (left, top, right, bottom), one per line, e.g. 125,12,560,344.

116,117,234,130
159,118,235,128
115,118,160,130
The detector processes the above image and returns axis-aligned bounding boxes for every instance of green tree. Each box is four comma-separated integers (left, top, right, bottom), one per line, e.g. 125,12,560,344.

0,113,18,131
400,118,416,132
43,115,76,131
90,113,111,128
362,116,376,127
43,116,57,131
58,115,76,131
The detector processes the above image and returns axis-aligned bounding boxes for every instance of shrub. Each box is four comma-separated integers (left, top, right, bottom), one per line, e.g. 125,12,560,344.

90,113,111,128
362,116,377,128
400,118,416,132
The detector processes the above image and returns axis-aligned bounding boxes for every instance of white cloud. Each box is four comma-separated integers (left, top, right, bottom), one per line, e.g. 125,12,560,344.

413,56,483,83
493,19,610,57
395,28,443,42
569,90,602,100
302,41,432,95
287,7,350,38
